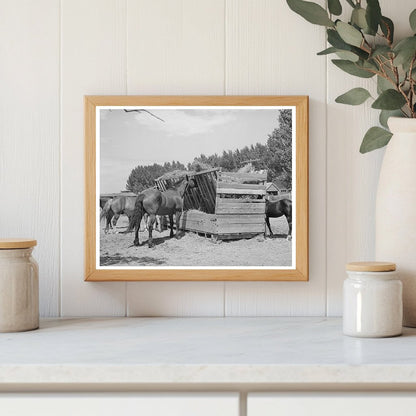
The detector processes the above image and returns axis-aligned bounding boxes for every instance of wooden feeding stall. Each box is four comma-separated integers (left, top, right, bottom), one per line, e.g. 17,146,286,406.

156,168,267,240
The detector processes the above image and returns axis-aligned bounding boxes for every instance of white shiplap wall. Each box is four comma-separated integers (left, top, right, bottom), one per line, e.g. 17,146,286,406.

1,0,412,317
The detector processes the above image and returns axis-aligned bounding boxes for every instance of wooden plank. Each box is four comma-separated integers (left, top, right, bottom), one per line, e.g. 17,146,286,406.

217,182,266,190
217,223,265,234
218,233,261,240
191,167,220,176
217,188,266,195
216,205,266,214
0,1,60,317
217,214,265,224
217,198,265,204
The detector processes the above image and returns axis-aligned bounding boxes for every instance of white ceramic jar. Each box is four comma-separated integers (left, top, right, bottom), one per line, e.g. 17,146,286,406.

0,239,39,332
343,262,402,338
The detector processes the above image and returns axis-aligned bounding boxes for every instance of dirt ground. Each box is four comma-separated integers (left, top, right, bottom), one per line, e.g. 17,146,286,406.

100,216,292,267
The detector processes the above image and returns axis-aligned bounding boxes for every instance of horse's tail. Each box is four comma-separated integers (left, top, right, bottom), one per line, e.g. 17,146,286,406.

100,199,112,222
130,193,145,230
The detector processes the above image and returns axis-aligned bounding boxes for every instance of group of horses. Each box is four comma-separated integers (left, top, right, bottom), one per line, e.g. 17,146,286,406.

100,177,292,248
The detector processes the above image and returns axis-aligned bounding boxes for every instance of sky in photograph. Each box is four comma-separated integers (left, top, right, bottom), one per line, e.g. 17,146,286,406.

99,107,287,193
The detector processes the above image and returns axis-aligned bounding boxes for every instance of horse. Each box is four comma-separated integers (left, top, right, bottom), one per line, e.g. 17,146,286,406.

100,195,137,233
265,197,292,240
131,176,192,248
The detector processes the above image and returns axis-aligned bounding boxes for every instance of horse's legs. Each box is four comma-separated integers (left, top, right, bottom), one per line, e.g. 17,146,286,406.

265,215,273,236
105,211,113,234
286,214,292,241
133,211,143,246
169,214,174,238
112,214,120,228
147,214,156,248
175,211,182,239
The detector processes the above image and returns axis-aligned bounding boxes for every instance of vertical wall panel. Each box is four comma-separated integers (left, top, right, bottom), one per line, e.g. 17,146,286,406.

326,0,416,316
125,0,226,316
61,0,127,316
224,0,327,315
0,1,60,316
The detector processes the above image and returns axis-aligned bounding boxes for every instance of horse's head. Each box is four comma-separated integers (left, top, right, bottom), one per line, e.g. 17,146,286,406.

185,175,196,189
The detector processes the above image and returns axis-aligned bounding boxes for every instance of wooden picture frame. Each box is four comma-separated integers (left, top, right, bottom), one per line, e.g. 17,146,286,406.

85,96,308,281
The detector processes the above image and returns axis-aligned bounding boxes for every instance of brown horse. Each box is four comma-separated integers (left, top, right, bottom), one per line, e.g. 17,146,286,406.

100,195,137,233
132,177,191,248
265,198,292,240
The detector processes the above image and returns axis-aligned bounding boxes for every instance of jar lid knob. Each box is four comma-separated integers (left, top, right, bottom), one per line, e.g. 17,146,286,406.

0,239,37,249
346,261,396,272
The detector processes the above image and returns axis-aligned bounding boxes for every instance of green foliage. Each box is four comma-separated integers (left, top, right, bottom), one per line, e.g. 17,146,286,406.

351,7,369,32
332,59,375,78
410,9,416,32
372,89,407,110
336,21,363,48
365,0,382,35
328,0,342,16
335,88,371,105
287,0,334,27
286,0,416,153
360,127,392,153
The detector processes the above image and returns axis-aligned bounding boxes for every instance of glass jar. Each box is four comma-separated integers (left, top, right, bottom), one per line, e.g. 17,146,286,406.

0,239,39,332
343,262,402,338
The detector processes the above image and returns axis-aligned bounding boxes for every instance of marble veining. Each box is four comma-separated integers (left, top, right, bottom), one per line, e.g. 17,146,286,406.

0,317,416,385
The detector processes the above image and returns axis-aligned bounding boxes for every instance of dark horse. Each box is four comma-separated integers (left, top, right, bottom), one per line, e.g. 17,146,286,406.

265,198,292,240
100,196,137,233
131,177,191,248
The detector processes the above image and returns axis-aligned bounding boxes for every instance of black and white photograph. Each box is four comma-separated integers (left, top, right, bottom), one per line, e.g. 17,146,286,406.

97,105,295,269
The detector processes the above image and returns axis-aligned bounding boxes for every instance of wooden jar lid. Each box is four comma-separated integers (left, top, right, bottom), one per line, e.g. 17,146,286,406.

346,261,396,272
0,239,37,249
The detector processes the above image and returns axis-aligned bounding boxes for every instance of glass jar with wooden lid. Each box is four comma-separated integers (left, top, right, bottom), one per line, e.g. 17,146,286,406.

0,239,39,332
343,261,402,338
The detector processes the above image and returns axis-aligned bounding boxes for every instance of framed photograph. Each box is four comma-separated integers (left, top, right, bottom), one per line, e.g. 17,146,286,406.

85,96,308,281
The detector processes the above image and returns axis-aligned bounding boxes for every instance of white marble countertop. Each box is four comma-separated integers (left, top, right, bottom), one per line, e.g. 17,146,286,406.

1,317,416,389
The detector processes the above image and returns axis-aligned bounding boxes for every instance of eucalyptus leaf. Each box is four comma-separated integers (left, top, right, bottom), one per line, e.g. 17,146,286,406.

332,59,375,78
377,75,393,94
380,16,394,44
360,127,392,153
351,7,368,32
336,50,359,62
317,47,338,55
410,9,416,32
379,110,402,129
327,29,369,59
286,0,334,27
335,88,371,105
328,0,342,16
372,89,406,110
317,46,358,61
371,46,392,58
336,21,363,47
366,0,382,35
394,36,416,70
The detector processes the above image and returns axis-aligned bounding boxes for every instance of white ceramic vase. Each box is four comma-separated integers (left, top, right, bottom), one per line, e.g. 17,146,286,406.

376,117,416,327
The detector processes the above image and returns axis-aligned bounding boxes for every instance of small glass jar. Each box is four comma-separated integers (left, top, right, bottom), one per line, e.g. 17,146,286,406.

0,239,39,332
343,261,402,338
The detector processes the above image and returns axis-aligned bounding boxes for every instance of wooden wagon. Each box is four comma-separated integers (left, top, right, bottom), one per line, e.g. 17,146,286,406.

155,168,267,240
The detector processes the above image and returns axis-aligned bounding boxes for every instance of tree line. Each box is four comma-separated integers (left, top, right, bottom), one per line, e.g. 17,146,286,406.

126,109,292,194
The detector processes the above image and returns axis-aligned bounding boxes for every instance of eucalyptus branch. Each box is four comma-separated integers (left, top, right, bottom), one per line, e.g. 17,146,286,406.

287,0,416,152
